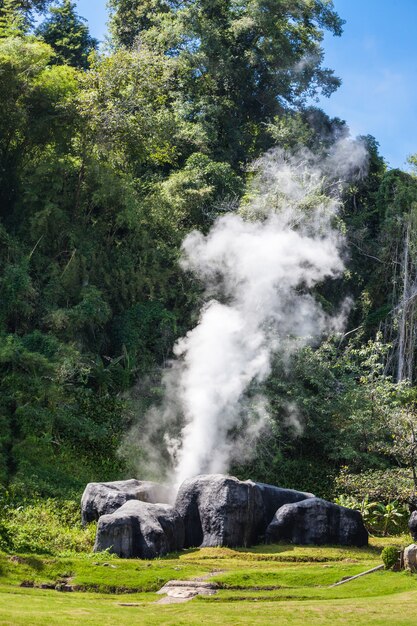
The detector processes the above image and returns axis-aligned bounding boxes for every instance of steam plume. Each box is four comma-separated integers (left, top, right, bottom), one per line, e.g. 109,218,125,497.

131,140,368,486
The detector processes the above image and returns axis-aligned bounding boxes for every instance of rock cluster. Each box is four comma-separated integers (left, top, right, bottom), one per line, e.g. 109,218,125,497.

83,474,368,558
175,474,315,548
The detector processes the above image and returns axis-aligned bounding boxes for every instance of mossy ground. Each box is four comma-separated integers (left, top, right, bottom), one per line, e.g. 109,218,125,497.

0,536,416,625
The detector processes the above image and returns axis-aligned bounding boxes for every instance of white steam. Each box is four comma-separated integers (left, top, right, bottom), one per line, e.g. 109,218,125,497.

136,140,368,486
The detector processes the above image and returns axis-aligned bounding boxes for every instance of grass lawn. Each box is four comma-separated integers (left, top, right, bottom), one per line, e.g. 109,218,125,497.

0,536,416,625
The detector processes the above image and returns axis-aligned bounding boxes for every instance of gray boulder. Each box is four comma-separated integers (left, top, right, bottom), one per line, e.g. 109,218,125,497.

409,511,417,541
266,497,368,547
94,500,184,558
254,482,314,532
81,479,171,525
175,474,265,548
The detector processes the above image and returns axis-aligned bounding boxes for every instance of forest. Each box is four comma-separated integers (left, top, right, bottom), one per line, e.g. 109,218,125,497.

1,0,417,529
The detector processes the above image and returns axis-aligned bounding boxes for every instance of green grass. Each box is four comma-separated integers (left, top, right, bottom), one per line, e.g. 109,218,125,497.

2,585,417,625
1,537,417,625
210,562,377,589
0,551,212,593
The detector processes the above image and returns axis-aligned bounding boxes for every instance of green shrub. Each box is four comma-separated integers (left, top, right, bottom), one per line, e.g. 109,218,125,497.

0,497,95,555
335,467,414,507
381,546,400,570
0,519,11,552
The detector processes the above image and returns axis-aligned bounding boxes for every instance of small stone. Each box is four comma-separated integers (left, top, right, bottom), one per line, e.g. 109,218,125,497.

55,583,74,592
404,544,417,571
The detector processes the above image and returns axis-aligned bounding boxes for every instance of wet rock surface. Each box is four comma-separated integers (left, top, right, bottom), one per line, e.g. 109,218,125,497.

94,500,184,558
81,479,171,525
266,497,368,547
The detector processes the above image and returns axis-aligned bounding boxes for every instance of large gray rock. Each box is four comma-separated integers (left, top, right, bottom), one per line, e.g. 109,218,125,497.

81,479,171,525
409,511,417,541
175,474,265,548
254,482,314,532
266,497,368,547
94,500,184,558
174,474,315,548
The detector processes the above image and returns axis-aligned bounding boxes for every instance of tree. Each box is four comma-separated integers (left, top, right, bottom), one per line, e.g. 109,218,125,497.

36,0,97,69
0,0,52,34
380,388,417,494
109,0,344,167
350,167,417,380
234,334,408,497
0,0,52,10
0,36,79,217
0,0,25,36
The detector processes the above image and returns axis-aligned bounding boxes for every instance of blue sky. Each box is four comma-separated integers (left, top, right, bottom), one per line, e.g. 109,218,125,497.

75,0,417,169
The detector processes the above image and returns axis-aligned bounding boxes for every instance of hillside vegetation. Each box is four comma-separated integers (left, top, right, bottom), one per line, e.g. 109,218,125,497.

1,0,417,526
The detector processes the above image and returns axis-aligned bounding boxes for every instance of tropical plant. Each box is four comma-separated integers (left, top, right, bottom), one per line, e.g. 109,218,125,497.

375,502,408,537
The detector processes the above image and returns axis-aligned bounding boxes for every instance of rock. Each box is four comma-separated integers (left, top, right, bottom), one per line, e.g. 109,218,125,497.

81,479,171,525
266,497,368,547
404,544,417,571
55,583,74,592
408,511,417,540
20,581,35,588
94,500,184,558
174,474,265,548
156,580,218,604
174,474,315,548
254,482,314,532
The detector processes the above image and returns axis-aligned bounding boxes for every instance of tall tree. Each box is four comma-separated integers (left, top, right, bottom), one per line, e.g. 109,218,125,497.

0,0,25,36
109,0,344,167
36,0,97,69
0,0,52,9
0,0,52,34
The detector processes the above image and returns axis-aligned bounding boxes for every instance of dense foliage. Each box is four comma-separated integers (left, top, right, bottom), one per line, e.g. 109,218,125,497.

1,0,417,515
